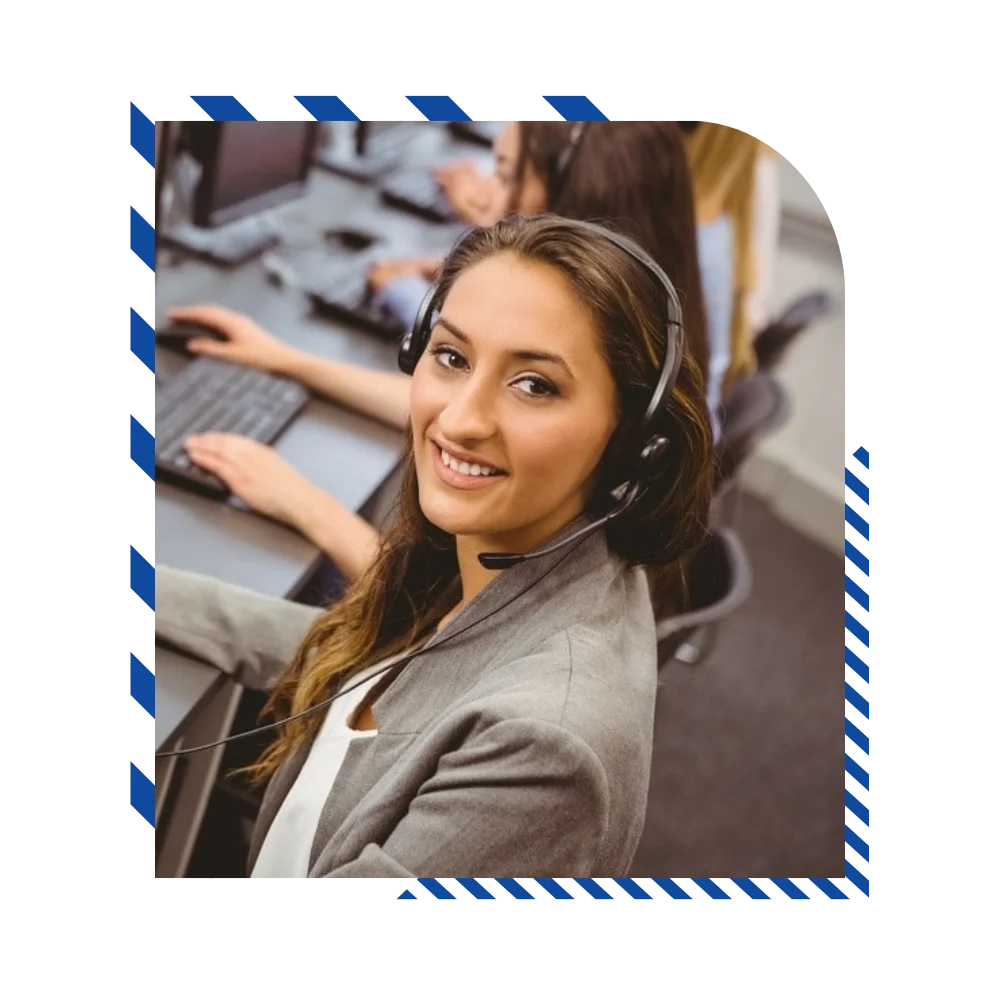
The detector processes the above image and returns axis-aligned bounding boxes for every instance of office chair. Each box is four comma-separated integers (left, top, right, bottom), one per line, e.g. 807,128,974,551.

655,528,753,669
715,370,792,492
753,290,836,372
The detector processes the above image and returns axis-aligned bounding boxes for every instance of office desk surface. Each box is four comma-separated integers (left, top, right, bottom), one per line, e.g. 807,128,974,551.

156,646,224,751
155,160,467,598
153,128,481,859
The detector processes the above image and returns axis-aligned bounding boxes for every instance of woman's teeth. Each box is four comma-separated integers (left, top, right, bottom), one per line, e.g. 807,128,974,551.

440,447,501,477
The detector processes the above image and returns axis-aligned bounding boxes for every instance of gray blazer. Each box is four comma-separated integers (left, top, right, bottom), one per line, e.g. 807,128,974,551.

156,520,658,877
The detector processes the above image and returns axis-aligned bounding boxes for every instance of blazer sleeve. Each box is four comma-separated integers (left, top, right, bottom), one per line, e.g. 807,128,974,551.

156,566,322,692
318,718,610,877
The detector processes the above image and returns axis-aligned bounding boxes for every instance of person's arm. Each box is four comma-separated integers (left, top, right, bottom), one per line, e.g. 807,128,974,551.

696,217,735,441
374,273,433,332
283,478,381,583
168,304,411,430
317,718,609,877
746,150,781,336
183,434,381,583
277,351,410,430
156,567,323,692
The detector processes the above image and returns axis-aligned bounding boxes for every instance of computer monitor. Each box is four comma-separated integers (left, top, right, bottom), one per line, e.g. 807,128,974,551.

354,121,407,156
154,120,171,226
184,121,320,229
314,121,415,183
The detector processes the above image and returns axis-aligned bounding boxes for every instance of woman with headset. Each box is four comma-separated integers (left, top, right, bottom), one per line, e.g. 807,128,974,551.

168,122,710,597
158,215,714,877
373,122,708,376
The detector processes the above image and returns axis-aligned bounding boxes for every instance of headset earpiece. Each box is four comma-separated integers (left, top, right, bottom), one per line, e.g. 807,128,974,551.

398,281,444,375
639,434,671,471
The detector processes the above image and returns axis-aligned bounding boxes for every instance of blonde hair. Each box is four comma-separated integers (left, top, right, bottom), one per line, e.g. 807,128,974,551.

685,123,767,394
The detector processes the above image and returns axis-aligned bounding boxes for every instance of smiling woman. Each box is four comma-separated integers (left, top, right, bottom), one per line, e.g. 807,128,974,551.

156,216,714,877
411,253,619,568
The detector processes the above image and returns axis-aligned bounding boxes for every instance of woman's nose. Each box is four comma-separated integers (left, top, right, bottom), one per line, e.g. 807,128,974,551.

437,378,498,442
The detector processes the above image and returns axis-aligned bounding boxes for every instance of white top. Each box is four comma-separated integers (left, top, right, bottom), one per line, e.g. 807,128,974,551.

251,652,408,878
746,151,781,335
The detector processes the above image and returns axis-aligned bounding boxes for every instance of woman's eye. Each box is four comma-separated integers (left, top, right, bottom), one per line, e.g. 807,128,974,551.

512,375,558,399
430,345,468,371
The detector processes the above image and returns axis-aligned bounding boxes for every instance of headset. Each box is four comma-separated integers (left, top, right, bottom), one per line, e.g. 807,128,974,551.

400,216,686,570
548,121,589,205
157,218,686,759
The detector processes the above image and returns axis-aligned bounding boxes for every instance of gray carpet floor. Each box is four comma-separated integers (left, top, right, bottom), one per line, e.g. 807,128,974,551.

630,491,844,877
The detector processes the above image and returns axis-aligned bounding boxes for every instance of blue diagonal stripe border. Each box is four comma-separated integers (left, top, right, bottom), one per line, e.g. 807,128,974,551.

191,96,255,121
131,308,155,373
133,104,867,899
844,442,872,899
396,875,867,900
406,96,471,121
131,416,155,481
543,96,608,120
127,99,156,864
131,654,155,718
294,96,359,120
131,763,154,827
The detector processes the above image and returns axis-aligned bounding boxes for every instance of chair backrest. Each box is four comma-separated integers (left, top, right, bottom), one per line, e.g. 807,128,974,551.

715,371,791,490
655,528,753,667
753,290,836,372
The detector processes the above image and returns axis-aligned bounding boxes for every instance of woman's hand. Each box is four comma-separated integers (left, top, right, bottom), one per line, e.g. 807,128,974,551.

167,304,299,374
185,433,316,526
433,162,502,225
367,257,441,294
186,432,382,582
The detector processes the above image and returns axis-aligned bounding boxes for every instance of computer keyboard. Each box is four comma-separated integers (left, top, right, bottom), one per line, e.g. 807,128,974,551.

379,169,456,224
156,357,309,499
305,259,406,339
160,217,281,266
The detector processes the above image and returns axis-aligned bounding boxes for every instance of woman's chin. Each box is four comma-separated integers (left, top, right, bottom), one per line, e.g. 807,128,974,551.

418,487,497,539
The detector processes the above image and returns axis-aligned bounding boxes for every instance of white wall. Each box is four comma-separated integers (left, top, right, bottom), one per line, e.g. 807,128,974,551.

740,156,845,553
780,154,832,218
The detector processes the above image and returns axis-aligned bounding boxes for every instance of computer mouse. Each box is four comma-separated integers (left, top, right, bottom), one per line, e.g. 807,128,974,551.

155,322,228,353
323,227,378,252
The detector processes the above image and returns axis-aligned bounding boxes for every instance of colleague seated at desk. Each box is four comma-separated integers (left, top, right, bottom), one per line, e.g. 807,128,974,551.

373,121,781,435
170,121,711,598
157,216,715,877
369,122,710,390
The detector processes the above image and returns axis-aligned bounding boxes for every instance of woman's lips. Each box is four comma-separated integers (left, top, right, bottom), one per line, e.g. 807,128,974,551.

431,443,507,491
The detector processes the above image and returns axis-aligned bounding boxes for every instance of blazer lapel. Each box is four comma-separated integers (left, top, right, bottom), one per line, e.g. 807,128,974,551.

248,514,606,874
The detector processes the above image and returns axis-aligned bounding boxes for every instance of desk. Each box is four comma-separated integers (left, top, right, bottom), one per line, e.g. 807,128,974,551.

156,170,439,596
154,125,478,874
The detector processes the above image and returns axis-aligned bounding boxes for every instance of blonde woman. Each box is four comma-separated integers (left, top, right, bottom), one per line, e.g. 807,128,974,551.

684,123,780,421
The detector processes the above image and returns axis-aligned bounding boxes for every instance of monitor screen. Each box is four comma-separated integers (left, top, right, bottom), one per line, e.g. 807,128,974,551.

154,121,175,258
154,121,164,221
356,120,407,156
190,121,319,228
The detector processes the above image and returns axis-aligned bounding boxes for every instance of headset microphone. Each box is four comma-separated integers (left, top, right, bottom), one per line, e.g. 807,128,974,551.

478,481,645,569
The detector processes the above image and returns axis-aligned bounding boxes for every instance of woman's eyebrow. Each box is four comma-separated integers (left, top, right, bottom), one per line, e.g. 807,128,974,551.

435,317,575,379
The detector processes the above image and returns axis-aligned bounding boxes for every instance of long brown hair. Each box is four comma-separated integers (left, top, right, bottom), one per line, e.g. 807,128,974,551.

246,216,713,783
508,122,710,385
